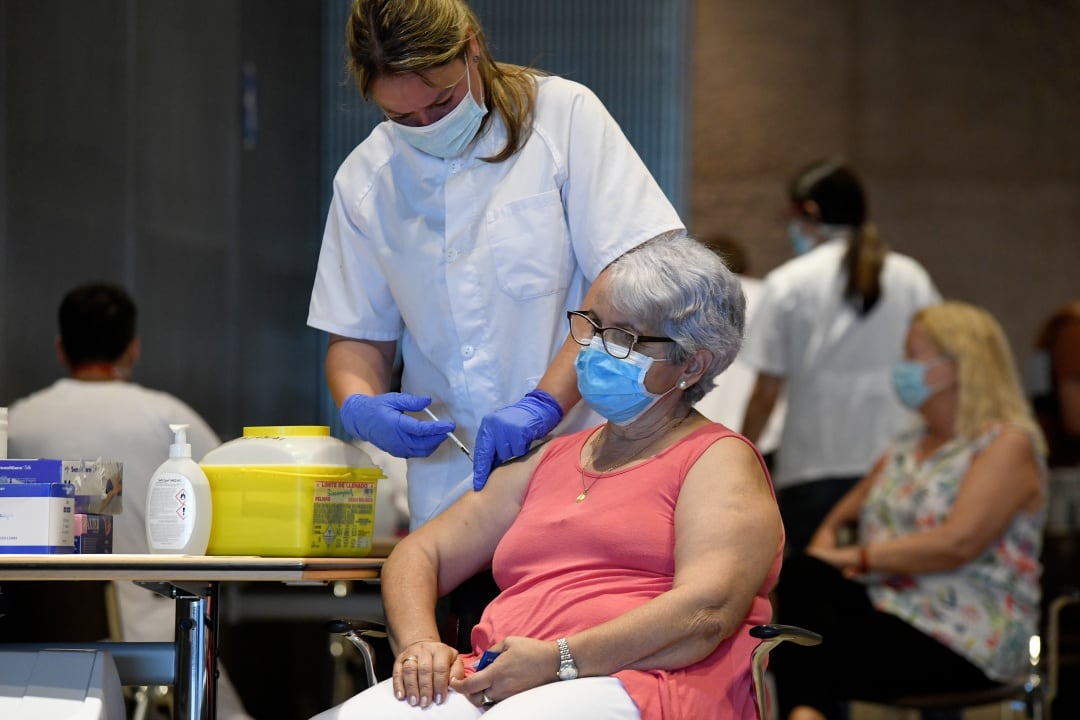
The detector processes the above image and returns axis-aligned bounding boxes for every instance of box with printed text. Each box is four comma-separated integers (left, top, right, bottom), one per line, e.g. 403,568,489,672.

0,461,75,553
74,512,114,554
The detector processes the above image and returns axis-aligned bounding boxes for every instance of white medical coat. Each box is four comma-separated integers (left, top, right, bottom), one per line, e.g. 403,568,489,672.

740,238,941,488
308,75,684,526
694,275,786,455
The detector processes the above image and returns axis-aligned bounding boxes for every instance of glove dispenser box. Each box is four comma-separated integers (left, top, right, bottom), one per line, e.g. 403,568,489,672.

201,426,383,557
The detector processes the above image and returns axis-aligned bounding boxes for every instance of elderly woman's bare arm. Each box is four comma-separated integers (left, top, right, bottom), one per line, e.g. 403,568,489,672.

379,447,543,708
382,448,542,653
556,436,782,675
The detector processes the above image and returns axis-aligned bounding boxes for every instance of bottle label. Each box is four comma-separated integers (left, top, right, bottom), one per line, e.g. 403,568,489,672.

147,472,196,550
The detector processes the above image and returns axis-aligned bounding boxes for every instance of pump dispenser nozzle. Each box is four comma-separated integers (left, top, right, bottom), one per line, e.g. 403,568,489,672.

169,423,192,459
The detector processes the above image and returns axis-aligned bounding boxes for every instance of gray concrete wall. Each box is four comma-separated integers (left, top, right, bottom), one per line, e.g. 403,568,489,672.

0,0,322,438
691,0,1080,363
5,0,1078,432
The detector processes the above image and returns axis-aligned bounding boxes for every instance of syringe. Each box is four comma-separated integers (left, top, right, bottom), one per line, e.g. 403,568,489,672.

423,407,472,458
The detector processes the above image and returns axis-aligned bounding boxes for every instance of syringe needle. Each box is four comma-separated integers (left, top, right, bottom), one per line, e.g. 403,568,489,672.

422,407,472,457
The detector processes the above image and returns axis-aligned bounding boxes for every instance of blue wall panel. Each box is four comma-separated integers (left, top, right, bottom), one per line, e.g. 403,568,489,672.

317,0,691,427
320,0,691,216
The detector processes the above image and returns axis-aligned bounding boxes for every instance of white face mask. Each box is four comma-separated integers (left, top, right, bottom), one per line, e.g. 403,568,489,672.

389,54,488,159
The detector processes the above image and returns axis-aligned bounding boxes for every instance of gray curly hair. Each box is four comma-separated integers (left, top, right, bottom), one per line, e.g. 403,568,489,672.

604,233,746,405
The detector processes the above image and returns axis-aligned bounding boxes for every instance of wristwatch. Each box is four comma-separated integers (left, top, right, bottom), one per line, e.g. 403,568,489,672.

556,637,579,680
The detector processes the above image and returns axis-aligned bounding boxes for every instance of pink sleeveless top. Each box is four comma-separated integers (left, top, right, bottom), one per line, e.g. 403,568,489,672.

461,423,782,719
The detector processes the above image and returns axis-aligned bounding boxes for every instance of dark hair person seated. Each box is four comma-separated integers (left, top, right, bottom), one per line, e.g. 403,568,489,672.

309,235,783,720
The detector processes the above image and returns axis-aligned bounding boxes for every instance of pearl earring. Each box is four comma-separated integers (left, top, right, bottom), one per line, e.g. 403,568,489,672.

678,380,687,389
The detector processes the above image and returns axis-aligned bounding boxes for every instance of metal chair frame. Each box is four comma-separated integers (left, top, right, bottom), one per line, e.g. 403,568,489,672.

329,620,822,720
870,589,1080,720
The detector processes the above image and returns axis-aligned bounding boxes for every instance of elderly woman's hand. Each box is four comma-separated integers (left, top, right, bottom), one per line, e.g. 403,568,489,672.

392,640,464,708
449,636,561,707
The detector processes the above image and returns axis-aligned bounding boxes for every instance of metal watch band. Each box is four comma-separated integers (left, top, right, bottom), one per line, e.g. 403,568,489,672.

556,636,579,680
557,637,573,664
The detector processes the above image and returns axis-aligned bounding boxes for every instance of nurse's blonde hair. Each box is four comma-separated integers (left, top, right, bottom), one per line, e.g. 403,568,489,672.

915,301,1046,454
346,0,539,163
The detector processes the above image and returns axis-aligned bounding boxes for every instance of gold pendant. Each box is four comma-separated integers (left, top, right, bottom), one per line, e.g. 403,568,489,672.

575,492,587,503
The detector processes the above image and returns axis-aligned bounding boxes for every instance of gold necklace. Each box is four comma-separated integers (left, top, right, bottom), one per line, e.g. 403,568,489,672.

576,413,689,503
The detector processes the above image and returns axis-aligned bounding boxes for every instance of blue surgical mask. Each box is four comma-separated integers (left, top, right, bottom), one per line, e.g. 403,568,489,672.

787,219,816,256
389,55,488,159
575,338,675,425
892,358,950,409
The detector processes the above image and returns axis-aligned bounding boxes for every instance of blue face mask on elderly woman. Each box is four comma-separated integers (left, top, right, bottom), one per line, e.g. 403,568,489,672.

575,337,678,425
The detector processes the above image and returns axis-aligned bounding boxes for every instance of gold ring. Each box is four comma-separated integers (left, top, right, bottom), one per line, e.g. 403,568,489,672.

482,692,495,706
404,655,418,663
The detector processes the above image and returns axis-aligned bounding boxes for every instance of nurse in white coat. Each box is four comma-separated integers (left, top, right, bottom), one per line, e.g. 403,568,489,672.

308,0,684,529
740,160,941,553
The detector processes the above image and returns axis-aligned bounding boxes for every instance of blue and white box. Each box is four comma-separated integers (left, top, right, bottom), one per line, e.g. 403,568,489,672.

0,460,76,553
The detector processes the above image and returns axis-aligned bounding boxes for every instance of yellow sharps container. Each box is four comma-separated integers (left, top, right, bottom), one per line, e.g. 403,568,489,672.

201,426,384,557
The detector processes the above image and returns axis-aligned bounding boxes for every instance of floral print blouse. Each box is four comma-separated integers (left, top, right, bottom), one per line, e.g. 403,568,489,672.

859,424,1046,682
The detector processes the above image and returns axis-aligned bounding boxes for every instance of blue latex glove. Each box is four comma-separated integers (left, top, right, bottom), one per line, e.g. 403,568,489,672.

340,393,455,458
472,389,564,491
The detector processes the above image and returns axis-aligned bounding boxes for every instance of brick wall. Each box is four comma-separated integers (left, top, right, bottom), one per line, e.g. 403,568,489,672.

691,0,1080,364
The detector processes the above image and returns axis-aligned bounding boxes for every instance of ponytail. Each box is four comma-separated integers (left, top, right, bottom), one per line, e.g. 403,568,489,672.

842,223,888,315
790,159,886,315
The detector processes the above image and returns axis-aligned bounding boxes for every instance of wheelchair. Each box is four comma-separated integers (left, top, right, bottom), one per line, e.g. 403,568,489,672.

327,618,822,720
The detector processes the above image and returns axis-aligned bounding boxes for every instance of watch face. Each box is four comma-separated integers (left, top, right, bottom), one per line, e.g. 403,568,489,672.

558,663,579,681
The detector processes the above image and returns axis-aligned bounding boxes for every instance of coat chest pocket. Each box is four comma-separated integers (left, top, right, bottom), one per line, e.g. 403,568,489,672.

486,190,573,300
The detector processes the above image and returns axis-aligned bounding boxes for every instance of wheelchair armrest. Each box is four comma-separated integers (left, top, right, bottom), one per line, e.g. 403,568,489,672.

750,623,824,647
326,618,388,639
749,624,822,720
327,619,389,689
1046,588,1080,705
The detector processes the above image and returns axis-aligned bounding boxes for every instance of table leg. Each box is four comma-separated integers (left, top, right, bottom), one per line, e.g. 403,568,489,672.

171,582,218,720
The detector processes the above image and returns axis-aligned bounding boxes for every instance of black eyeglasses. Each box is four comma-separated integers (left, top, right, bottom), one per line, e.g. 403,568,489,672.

566,311,675,359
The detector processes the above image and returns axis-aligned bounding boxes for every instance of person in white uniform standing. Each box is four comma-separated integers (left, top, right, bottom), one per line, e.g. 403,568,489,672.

693,235,786,465
8,283,254,720
740,160,941,553
308,0,685,531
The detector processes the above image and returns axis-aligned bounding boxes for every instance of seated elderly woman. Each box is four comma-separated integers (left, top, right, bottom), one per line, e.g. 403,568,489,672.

771,301,1047,720
311,235,783,720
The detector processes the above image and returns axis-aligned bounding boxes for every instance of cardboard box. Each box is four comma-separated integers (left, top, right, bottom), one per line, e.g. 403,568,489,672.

0,462,75,553
73,513,113,554
0,459,63,483
0,458,122,515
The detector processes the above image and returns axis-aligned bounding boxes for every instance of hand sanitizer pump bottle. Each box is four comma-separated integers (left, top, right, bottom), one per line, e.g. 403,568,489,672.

146,423,213,554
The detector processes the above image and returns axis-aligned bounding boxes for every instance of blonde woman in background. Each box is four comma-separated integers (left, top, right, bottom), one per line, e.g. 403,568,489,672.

770,301,1047,720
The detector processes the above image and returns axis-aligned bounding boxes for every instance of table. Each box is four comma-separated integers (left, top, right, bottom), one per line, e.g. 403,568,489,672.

0,554,385,720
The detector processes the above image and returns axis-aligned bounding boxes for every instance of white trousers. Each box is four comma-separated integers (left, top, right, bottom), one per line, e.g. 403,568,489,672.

309,676,641,720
